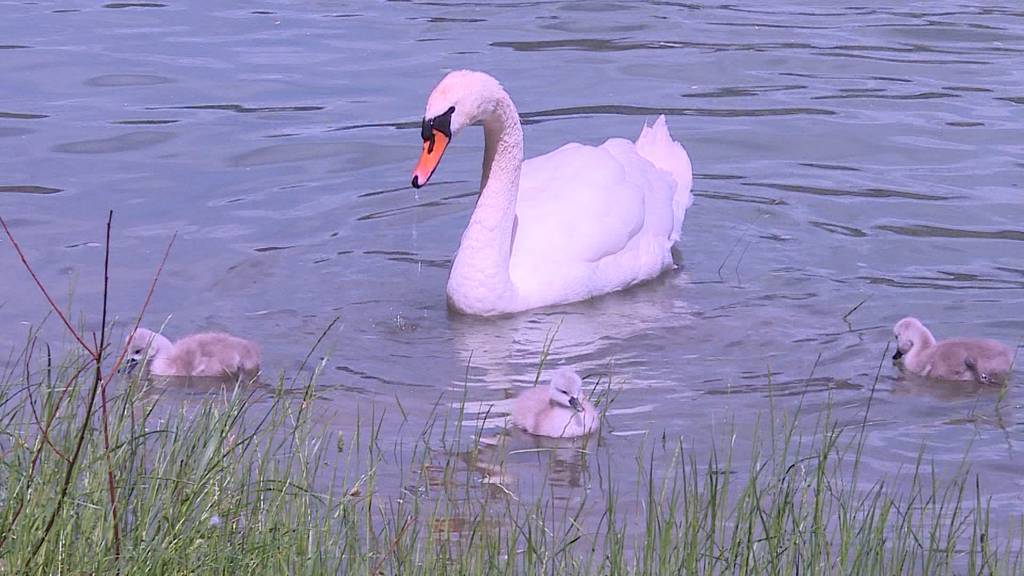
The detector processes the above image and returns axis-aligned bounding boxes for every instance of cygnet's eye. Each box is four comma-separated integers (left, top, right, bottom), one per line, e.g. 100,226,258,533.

556,388,569,396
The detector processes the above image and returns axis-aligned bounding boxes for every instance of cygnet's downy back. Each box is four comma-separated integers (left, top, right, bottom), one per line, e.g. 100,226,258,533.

122,327,260,382
892,317,1013,385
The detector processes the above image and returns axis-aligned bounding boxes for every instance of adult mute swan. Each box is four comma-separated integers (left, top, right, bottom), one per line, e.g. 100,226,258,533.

892,317,1014,385
411,70,693,316
122,327,261,381
510,367,599,438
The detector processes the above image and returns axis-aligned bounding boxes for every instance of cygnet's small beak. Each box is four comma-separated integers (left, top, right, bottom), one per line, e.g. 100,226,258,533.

119,357,139,375
568,396,583,413
892,349,904,361
411,128,449,189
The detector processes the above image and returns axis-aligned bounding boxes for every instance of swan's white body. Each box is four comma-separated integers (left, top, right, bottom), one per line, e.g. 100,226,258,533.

510,368,599,438
124,327,261,381
414,71,693,316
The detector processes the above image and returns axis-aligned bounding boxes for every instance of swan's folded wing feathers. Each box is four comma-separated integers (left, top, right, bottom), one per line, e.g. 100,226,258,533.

635,115,694,240
602,137,677,244
515,142,647,265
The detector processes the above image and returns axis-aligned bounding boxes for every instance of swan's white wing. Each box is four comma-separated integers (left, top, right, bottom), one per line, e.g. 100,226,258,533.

513,139,675,270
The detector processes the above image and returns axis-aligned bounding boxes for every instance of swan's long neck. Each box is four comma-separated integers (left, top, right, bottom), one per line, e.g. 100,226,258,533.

447,88,523,314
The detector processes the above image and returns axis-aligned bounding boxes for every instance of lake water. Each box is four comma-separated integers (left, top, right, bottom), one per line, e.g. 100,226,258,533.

2,0,1023,543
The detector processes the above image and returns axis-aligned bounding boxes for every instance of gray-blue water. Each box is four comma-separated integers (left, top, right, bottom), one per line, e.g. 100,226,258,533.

2,0,1023,543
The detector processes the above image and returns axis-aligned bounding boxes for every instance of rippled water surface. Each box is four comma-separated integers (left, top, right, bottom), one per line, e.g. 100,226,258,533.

2,0,1023,540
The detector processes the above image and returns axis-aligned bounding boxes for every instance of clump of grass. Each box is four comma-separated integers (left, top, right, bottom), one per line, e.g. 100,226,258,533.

2,352,344,573
2,214,1021,575
0,339,1021,574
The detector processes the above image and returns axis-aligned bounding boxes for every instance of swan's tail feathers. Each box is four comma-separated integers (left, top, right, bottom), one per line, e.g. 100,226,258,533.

636,115,693,240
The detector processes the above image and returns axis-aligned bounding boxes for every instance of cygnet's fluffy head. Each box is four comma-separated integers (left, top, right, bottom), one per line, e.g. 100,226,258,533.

892,317,934,361
122,327,172,374
548,367,585,412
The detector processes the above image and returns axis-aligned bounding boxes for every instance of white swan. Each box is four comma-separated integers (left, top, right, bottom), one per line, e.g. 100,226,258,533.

893,317,1014,385
122,327,261,381
411,70,693,316
510,367,599,438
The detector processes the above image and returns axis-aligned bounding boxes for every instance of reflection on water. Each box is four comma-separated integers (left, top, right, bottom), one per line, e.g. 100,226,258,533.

2,0,1024,546
449,273,693,386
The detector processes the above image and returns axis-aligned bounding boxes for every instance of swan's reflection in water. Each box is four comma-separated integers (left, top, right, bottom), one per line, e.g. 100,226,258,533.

411,426,599,543
500,431,596,492
130,373,278,427
448,271,693,389
889,372,1001,401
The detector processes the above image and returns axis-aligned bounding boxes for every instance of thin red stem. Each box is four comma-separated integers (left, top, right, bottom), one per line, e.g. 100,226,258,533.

96,211,121,567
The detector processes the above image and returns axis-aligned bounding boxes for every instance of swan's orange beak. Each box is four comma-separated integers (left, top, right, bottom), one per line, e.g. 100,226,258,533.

411,129,448,189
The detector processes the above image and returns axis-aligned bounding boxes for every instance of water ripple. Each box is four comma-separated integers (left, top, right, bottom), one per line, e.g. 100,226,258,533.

812,91,959,100
819,50,987,65
744,182,954,201
877,224,1024,242
799,163,861,172
695,191,786,206
861,275,1024,291
148,103,324,114
524,104,836,120
52,131,175,154
810,221,868,238
0,185,62,195
112,119,180,125
680,84,807,98
103,2,167,8
0,111,48,120
492,38,818,53
85,74,173,87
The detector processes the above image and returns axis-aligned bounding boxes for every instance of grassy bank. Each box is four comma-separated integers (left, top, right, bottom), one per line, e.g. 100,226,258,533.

0,342,1021,575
